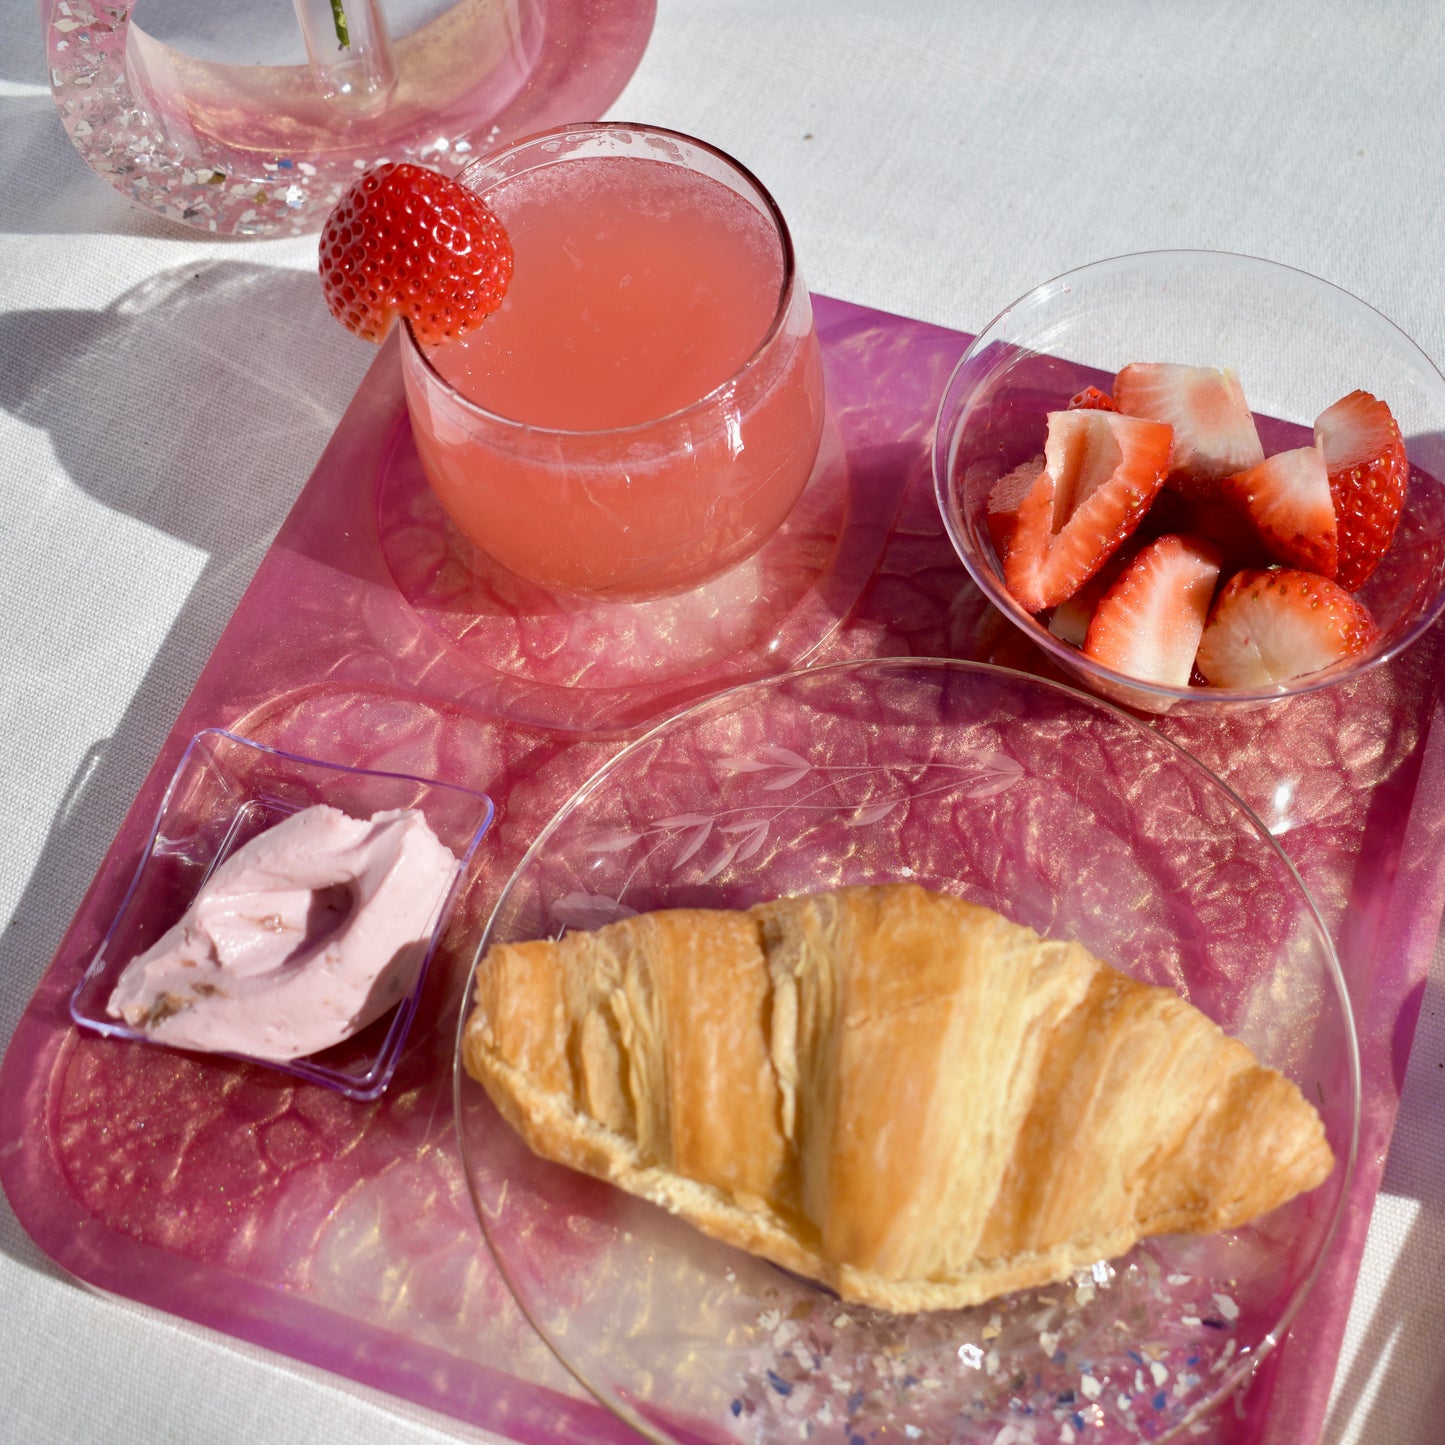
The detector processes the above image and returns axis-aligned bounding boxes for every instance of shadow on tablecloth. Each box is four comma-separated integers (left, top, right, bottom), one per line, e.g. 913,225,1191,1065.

1323,951,1445,1443
0,260,368,1274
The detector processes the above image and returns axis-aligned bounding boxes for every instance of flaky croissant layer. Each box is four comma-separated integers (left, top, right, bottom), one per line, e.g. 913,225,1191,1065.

462,883,1334,1313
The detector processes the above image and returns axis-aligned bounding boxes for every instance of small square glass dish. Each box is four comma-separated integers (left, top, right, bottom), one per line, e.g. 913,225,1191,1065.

71,728,495,1100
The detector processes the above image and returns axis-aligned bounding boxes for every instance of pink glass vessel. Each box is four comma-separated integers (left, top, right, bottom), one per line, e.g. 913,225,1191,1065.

41,0,655,235
401,123,827,601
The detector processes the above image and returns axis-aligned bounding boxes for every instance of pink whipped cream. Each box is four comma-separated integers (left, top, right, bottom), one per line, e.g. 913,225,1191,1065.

106,804,458,1061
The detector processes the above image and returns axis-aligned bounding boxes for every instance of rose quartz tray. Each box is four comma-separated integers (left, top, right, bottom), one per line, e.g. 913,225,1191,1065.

3,295,1444,1445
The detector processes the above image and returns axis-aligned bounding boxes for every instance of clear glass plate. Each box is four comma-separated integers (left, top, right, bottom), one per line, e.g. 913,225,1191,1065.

453,657,1360,1443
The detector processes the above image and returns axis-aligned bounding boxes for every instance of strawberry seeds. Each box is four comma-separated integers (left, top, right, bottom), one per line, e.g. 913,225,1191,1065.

989,362,1407,691
319,162,514,348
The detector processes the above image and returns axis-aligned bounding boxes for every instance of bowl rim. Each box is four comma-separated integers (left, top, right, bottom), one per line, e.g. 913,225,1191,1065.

931,246,1445,707
453,653,1362,1441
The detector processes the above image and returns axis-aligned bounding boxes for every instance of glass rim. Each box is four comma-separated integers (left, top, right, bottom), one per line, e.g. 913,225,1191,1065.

400,120,804,440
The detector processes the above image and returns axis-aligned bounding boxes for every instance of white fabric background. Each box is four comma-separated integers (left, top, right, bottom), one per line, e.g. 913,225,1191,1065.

2,1,1444,1440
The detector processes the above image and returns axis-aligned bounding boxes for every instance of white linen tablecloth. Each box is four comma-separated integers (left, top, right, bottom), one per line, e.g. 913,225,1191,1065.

3,2,1444,1439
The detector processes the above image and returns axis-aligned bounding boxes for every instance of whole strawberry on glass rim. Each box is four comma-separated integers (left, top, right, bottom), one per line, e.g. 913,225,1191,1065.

319,162,513,347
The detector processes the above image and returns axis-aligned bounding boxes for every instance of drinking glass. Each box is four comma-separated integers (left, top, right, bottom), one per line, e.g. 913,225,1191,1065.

399,123,828,602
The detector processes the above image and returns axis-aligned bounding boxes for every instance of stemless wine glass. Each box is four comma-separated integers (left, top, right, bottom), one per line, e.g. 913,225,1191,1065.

399,123,828,602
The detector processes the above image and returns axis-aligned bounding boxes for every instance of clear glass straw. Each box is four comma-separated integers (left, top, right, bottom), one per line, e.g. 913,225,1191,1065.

292,0,398,112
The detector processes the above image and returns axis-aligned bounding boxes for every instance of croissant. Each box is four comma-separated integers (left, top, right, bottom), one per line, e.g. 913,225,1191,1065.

461,882,1333,1313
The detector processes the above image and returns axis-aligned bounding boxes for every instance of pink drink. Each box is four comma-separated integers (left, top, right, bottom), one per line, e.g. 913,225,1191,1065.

401,125,826,600
433,161,786,430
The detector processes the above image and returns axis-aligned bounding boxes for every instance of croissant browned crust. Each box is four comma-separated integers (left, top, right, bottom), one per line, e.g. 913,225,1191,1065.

461,882,1334,1312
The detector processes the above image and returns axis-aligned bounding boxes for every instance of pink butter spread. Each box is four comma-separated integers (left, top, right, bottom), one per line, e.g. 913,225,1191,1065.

106,804,459,1061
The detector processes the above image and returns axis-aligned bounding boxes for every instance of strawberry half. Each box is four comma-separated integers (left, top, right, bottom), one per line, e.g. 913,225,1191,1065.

1195,567,1379,688
1001,409,1173,613
1218,444,1338,576
1082,533,1223,688
1114,362,1264,496
319,162,513,347
1314,389,1408,591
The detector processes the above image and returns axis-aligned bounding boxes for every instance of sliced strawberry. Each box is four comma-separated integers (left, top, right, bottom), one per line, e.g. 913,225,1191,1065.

1068,385,1117,412
986,455,1046,556
1001,410,1173,612
319,162,513,347
1195,568,1379,688
1081,534,1222,688
1218,444,1337,576
1314,390,1408,591
1047,550,1131,646
1114,362,1264,495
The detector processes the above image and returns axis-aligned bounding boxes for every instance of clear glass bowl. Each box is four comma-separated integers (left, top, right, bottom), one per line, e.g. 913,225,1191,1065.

454,657,1359,1443
932,250,1445,713
72,728,494,1100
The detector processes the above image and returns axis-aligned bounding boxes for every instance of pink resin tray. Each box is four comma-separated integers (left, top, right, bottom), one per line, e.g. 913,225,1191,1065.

3,295,1444,1445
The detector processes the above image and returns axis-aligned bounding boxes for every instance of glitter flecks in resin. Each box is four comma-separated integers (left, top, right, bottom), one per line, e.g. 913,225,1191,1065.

722,1258,1245,1442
